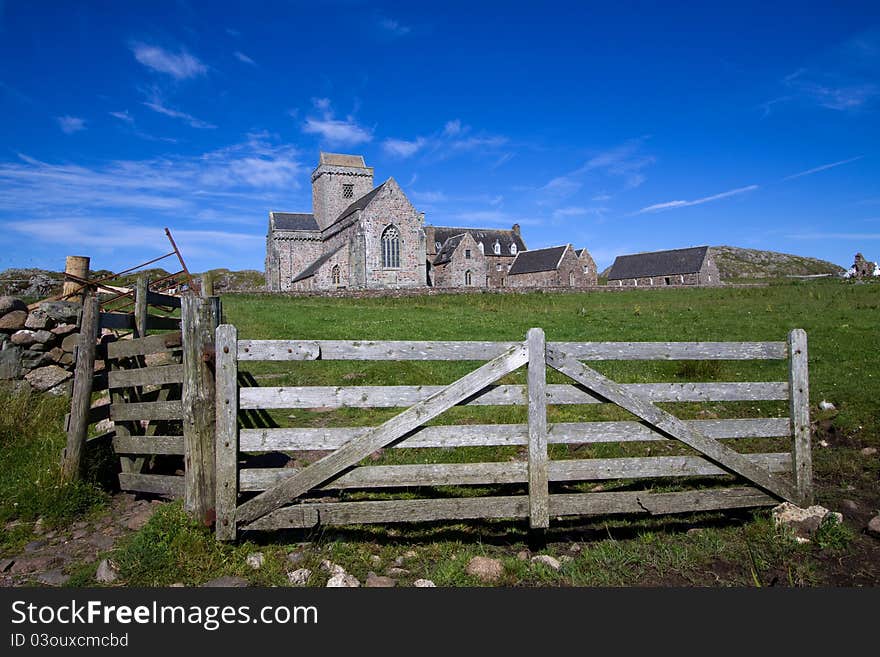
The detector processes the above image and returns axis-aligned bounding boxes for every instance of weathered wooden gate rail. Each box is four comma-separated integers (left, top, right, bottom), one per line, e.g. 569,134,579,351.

213,328,811,541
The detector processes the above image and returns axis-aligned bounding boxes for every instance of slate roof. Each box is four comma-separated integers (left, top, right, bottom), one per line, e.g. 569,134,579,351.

428,227,526,256
319,152,367,167
323,182,387,232
271,212,319,231
508,245,569,275
291,245,344,283
606,246,710,280
433,234,467,265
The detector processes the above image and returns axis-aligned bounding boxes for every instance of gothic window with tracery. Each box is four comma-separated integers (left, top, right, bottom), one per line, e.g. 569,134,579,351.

382,225,401,268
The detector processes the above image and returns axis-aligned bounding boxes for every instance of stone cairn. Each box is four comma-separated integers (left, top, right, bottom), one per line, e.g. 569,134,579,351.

0,296,84,395
845,253,880,279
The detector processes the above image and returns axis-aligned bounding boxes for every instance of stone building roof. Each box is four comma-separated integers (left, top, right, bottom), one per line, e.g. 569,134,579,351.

271,212,319,231
508,245,569,275
324,182,388,232
319,152,367,167
433,234,467,265
427,227,526,256
607,246,709,280
291,245,344,283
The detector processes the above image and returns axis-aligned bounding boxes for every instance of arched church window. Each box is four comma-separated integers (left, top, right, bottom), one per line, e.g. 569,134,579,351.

478,242,484,254
382,225,401,268
331,265,341,286
510,243,517,255
465,270,473,286
493,240,501,255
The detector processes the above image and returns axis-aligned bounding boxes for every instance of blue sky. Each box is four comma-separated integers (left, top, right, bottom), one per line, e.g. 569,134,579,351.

1,1,878,274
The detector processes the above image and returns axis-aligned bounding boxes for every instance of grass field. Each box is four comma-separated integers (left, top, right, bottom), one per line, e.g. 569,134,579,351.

1,279,878,586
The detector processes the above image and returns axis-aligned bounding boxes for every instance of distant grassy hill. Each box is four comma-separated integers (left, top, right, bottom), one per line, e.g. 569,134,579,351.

599,246,845,281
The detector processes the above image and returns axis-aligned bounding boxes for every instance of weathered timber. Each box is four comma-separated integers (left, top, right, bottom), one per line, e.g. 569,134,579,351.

238,418,791,452
63,403,112,433
236,340,320,361
62,255,89,303
244,486,777,531
99,313,135,330
110,400,183,421
788,329,812,505
549,486,778,516
118,473,183,498
246,495,531,530
238,453,791,491
182,295,221,525
145,316,182,331
238,381,788,409
527,328,549,529
214,324,239,540
135,276,148,338
107,364,183,389
146,290,182,308
546,345,799,503
235,343,530,526
112,435,184,455
107,332,182,359
235,339,786,362
61,294,99,483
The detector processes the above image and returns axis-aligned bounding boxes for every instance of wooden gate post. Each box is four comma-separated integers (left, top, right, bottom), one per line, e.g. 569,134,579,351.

134,275,149,338
182,294,221,525
215,324,238,540
788,329,812,506
61,293,99,483
62,255,90,302
527,328,549,530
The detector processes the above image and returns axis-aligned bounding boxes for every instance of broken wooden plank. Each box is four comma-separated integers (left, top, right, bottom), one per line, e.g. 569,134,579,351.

107,364,183,389
107,332,182,359
239,418,791,452
235,342,529,526
545,345,799,503
118,473,183,498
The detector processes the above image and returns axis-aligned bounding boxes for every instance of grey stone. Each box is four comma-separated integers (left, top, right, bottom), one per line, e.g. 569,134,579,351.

413,579,436,587
95,559,119,583
0,346,22,379
286,551,304,565
10,555,61,574
33,330,54,344
33,517,45,534
403,549,417,559
202,575,249,587
25,309,54,330
0,296,27,316
24,365,72,392
51,323,77,337
36,569,70,586
326,573,360,587
0,310,27,331
868,516,880,539
28,342,47,352
516,550,530,561
840,499,860,512
465,556,504,582
531,554,561,570
0,559,15,572
246,552,265,570
365,572,396,587
287,568,312,586
21,350,53,369
11,330,38,346
861,447,878,456
39,301,80,324
385,567,410,577
772,502,842,542
46,347,65,363
319,559,345,576
88,534,115,550
61,333,79,353
369,555,382,566
122,508,155,531
24,539,48,553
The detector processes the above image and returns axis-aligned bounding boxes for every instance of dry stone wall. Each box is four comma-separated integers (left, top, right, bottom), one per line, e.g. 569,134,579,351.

0,296,83,394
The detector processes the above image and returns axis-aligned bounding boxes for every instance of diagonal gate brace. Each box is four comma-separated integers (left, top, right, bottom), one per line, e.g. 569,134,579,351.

236,342,529,526
545,345,799,504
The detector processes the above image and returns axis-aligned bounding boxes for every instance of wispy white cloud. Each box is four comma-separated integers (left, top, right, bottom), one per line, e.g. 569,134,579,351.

378,18,411,37
301,97,372,146
130,42,207,80
411,190,447,203
141,88,216,129
109,110,134,124
234,51,256,66
382,137,426,158
637,184,759,214
57,116,86,134
226,28,240,38
782,156,863,181
443,120,462,136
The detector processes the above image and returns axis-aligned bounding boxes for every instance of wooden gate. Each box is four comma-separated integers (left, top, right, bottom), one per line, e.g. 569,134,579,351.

213,327,810,540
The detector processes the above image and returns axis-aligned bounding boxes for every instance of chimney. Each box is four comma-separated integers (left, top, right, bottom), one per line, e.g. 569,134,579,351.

512,223,520,236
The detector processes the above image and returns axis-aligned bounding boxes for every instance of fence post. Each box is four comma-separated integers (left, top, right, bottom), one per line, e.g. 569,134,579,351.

527,327,549,530
134,275,149,338
62,255,90,303
61,293,99,483
215,324,238,541
788,329,812,506
182,294,221,525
